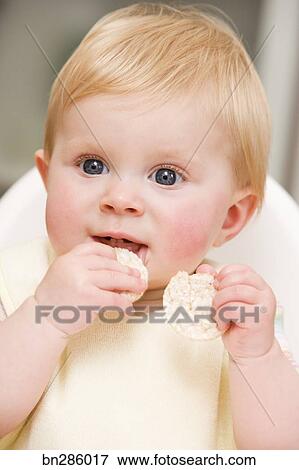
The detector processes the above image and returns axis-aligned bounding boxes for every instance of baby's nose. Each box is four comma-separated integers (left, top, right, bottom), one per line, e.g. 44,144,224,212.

99,192,144,216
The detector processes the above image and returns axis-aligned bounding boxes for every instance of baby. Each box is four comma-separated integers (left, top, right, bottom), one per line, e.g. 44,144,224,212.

0,2,299,450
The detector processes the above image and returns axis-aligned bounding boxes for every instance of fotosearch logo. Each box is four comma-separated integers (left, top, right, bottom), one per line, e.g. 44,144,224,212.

35,304,265,325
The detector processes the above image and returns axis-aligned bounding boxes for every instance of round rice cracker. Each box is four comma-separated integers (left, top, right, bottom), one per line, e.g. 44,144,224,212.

114,247,148,302
163,271,222,340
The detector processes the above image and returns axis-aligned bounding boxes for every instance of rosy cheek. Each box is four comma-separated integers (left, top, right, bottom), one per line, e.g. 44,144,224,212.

160,206,211,259
45,183,82,246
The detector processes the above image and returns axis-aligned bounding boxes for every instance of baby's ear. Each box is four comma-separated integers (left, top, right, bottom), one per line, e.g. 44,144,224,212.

212,188,258,247
34,148,49,190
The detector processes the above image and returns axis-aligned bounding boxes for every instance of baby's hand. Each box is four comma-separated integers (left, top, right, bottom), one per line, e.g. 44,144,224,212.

196,263,276,360
34,241,146,336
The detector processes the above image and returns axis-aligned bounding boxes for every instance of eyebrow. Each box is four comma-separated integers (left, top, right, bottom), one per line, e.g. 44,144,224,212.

64,139,101,154
156,148,202,171
64,139,198,169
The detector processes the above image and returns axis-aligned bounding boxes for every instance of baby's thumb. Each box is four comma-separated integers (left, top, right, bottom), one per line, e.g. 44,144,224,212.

196,263,217,276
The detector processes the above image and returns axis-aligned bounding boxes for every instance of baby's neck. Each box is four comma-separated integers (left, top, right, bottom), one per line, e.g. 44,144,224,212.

132,286,165,312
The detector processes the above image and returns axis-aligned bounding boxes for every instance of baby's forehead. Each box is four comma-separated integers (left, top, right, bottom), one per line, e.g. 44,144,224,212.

57,91,232,162
63,88,217,120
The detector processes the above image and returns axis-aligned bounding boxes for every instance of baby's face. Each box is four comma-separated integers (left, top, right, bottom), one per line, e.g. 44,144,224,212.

38,92,236,290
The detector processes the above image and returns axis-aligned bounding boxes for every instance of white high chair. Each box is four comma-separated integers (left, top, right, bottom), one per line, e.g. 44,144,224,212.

0,167,299,362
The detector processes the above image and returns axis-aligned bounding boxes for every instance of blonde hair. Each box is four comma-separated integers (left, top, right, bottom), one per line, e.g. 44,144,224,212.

44,1,271,213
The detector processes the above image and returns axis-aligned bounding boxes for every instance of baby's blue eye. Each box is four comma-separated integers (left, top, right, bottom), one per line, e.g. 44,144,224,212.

77,156,184,185
78,158,108,176
152,167,183,186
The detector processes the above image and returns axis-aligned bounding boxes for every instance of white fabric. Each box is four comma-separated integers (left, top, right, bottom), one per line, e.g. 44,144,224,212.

0,237,235,450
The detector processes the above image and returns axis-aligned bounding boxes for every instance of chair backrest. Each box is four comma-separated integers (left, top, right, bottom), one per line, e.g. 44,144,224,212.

0,167,47,248
1,167,299,361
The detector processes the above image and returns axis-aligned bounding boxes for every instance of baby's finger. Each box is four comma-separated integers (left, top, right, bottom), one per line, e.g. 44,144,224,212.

90,286,133,309
216,270,267,292
83,254,141,277
214,301,254,331
212,284,262,311
215,302,262,329
196,263,217,276
216,264,254,282
72,240,117,259
212,305,231,332
91,270,147,293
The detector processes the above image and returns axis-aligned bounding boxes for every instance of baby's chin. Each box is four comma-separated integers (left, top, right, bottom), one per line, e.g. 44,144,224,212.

147,265,197,287
141,276,171,295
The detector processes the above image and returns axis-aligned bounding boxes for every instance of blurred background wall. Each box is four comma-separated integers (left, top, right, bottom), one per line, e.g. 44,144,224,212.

0,0,299,202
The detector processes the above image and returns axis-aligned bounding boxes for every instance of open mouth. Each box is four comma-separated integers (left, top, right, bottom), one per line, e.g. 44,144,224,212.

93,236,148,263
